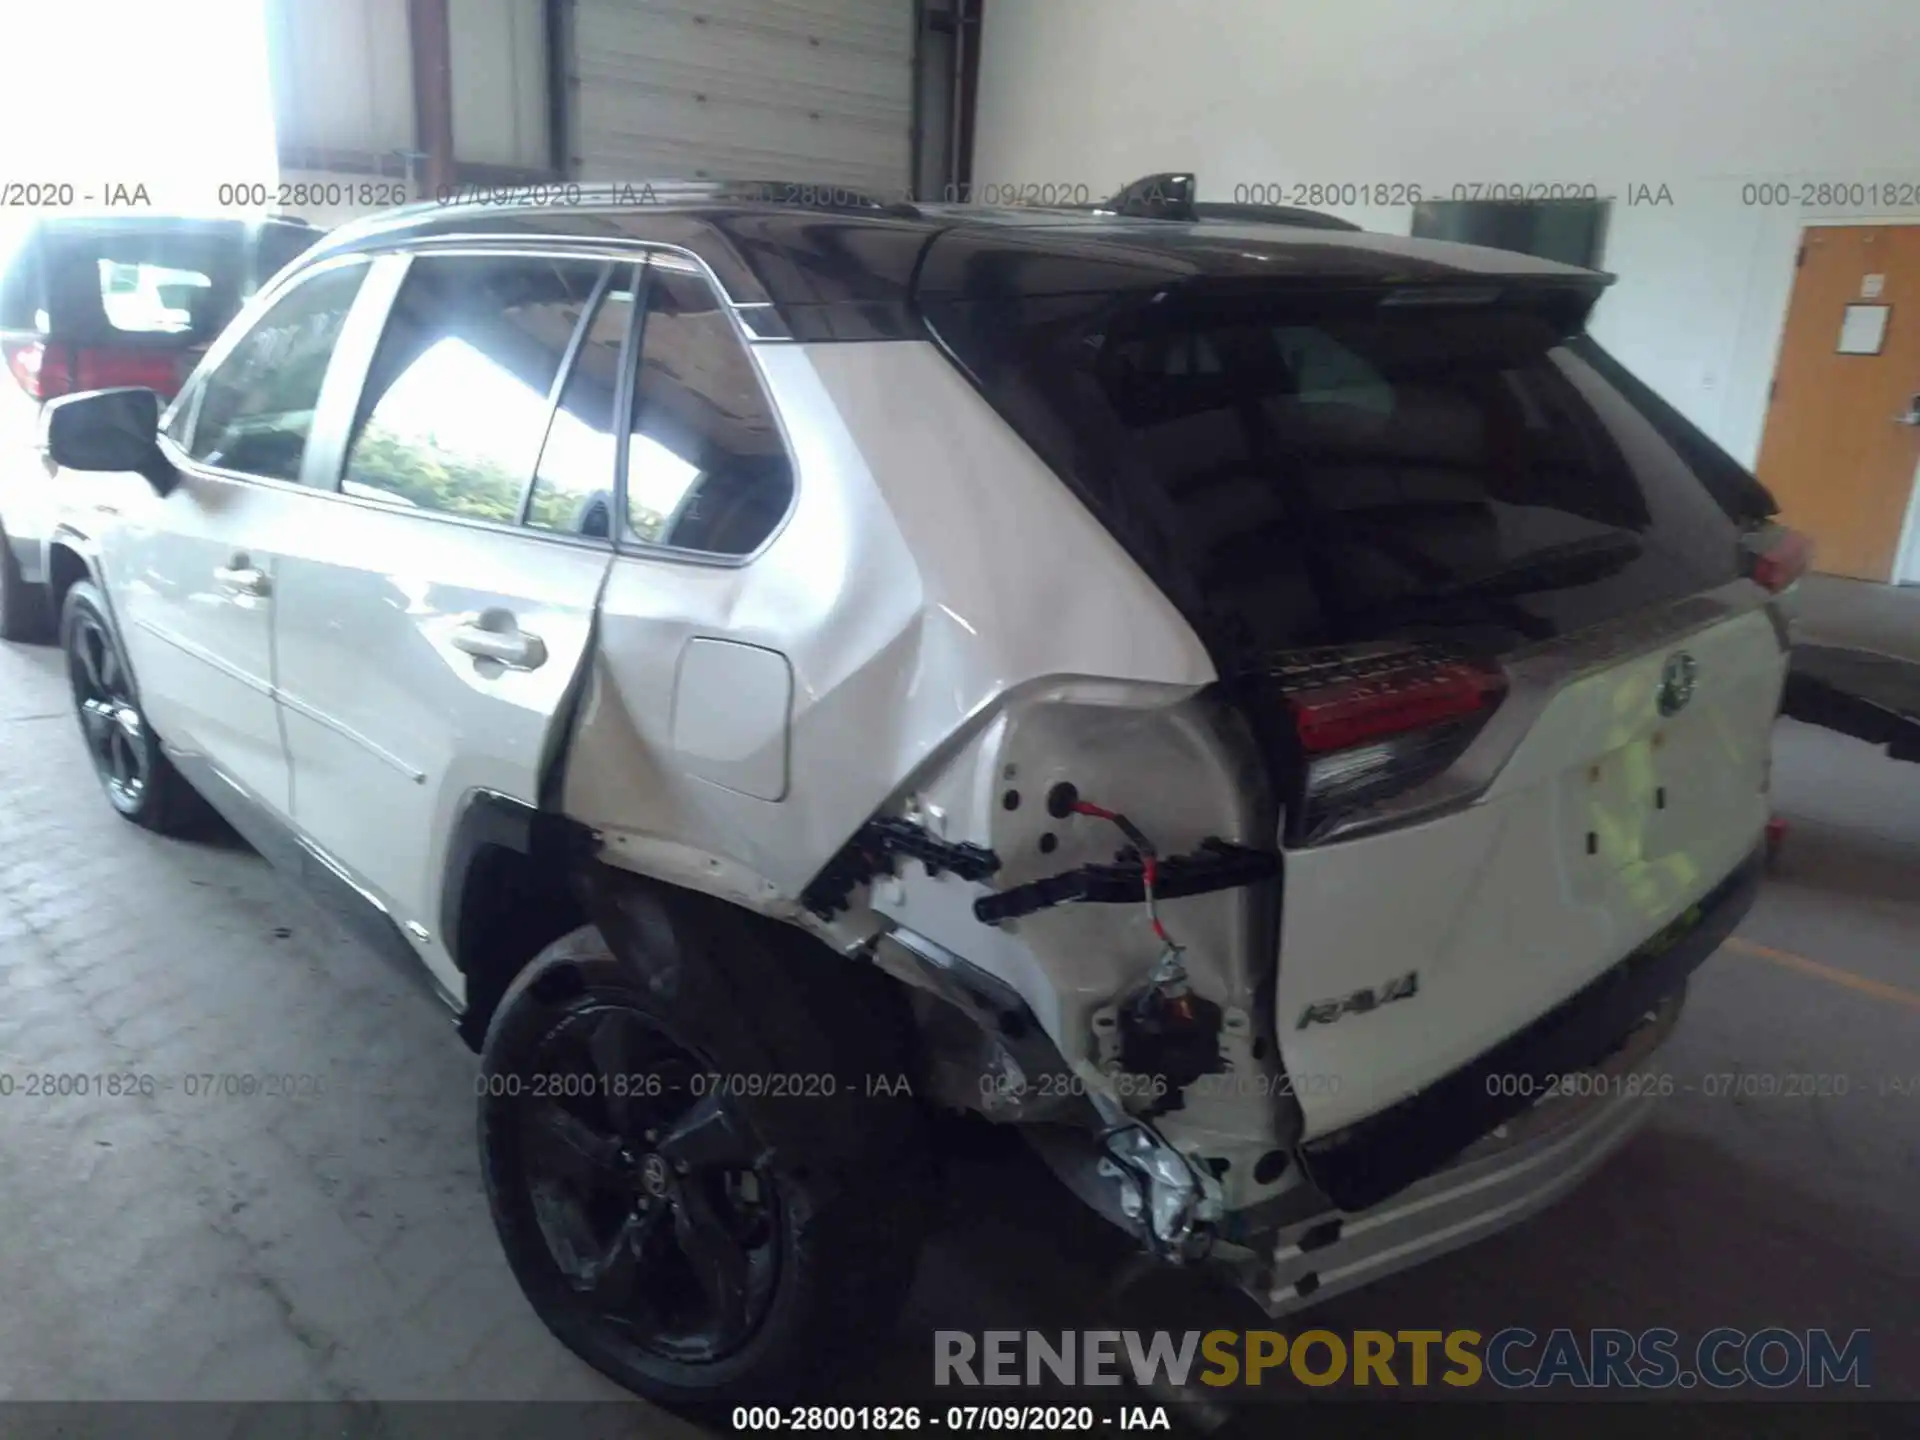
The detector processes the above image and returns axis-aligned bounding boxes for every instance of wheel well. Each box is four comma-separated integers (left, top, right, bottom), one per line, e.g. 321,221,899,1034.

47,543,90,616
451,837,587,1053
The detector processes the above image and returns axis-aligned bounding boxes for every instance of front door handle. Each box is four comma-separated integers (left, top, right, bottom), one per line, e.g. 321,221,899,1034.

213,561,270,597
451,612,547,671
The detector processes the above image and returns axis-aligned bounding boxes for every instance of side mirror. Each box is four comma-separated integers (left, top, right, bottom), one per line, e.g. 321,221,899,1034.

42,387,177,495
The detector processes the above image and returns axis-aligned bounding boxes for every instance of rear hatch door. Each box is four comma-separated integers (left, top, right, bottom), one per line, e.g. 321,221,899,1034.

920,237,1785,1140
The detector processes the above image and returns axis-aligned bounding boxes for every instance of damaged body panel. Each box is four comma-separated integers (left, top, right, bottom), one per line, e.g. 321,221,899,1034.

561,335,1296,1226
557,245,1790,1264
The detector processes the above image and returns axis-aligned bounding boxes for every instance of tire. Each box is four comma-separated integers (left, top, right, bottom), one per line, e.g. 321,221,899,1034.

60,579,206,834
0,521,52,643
479,895,933,1413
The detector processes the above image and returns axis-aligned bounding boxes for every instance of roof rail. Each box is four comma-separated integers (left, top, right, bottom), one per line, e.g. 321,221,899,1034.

422,177,915,214
317,176,923,246
1090,171,1362,232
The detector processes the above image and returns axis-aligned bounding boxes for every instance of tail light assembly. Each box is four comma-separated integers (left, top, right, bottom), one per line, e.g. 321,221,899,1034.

1741,523,1812,593
1247,643,1508,846
3,338,184,401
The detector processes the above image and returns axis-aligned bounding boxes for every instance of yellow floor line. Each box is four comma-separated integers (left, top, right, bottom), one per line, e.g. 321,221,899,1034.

1725,935,1920,1014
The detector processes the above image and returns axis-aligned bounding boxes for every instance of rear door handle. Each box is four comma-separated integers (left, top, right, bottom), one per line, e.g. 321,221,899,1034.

213,562,270,597
451,613,547,671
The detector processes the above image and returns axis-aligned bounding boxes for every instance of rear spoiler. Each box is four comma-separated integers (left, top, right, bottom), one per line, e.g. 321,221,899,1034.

1090,172,1364,232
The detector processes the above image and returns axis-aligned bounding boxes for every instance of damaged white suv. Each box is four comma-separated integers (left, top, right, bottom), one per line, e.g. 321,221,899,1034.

34,179,1802,1408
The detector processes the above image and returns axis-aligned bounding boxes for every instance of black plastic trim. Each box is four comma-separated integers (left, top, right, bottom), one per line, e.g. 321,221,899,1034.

972,839,1278,924
439,790,597,977
801,817,1000,919
1299,844,1765,1212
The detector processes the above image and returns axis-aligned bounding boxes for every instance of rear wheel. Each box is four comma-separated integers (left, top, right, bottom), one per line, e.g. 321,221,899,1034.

61,580,204,833
0,523,52,642
479,909,932,1411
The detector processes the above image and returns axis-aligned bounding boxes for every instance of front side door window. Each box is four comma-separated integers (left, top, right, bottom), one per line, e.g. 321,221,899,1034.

185,262,368,482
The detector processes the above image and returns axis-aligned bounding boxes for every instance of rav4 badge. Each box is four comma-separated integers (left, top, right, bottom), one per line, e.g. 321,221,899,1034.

1296,970,1420,1029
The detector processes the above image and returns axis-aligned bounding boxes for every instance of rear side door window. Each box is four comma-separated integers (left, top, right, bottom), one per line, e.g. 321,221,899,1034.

524,267,638,538
185,262,369,482
340,254,607,522
621,259,793,557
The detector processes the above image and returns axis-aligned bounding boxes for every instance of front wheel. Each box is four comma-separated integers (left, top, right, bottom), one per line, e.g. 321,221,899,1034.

61,580,204,833
479,910,933,1412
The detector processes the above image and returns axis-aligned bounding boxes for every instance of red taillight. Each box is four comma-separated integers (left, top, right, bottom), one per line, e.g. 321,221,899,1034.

3,338,46,397
2,339,182,400
1748,526,1812,592
1262,644,1508,844
1283,655,1506,753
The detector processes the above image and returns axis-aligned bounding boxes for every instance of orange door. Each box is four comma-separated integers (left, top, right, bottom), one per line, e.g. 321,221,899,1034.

1754,225,1920,582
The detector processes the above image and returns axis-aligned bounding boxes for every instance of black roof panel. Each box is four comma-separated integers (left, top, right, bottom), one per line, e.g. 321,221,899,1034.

300,193,1611,340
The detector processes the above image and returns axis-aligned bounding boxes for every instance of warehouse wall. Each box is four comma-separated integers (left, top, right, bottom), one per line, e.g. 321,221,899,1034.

973,0,1920,480
266,0,551,225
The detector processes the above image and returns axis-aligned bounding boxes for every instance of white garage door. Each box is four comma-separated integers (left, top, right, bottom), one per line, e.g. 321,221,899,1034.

570,0,913,195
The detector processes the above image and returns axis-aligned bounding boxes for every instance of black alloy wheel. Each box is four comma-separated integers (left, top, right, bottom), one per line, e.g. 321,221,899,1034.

68,604,152,815
60,580,204,834
480,918,933,1411
514,1003,781,1362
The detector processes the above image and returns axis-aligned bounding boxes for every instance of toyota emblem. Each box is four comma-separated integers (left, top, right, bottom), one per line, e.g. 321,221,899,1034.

1657,651,1697,717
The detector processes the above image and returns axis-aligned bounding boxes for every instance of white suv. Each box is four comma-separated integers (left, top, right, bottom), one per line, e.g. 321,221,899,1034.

30,181,1800,1409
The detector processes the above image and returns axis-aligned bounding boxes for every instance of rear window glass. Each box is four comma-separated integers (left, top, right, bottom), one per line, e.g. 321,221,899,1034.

926,290,1747,658
0,224,309,344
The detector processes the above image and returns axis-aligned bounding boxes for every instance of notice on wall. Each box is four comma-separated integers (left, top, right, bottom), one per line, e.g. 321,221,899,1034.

1837,304,1890,355
1861,274,1886,299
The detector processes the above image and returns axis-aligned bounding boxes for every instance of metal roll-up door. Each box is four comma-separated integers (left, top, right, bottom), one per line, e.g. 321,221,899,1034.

567,0,913,194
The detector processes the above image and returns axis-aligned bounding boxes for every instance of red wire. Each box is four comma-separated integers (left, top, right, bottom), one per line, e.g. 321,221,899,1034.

1073,800,1174,945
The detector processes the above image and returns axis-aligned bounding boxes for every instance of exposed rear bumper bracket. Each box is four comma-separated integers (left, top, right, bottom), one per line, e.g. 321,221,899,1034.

971,839,1278,924
1298,843,1765,1212
801,818,1001,919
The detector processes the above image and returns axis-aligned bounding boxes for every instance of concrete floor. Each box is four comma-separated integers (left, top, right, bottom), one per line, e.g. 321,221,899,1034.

1,630,1915,1429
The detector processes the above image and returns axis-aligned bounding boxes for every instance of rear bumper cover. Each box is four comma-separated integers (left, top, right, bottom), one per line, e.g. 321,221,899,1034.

1297,842,1764,1213
1252,986,1682,1314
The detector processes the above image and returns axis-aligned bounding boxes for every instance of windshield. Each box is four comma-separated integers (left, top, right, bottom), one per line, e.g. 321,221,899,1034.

925,289,1751,659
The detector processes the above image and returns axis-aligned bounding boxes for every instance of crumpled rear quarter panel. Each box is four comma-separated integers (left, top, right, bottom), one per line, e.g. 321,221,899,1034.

562,338,1216,905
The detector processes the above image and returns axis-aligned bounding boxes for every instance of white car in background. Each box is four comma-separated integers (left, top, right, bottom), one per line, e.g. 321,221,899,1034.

26,178,1800,1409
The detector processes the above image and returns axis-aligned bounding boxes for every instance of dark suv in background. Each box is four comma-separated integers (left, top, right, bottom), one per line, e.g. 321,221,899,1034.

0,214,320,638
